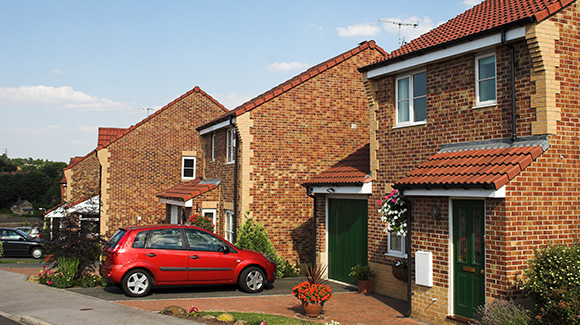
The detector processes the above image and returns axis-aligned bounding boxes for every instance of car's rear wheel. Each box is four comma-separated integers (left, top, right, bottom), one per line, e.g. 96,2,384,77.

30,246,42,259
239,266,265,293
122,269,153,297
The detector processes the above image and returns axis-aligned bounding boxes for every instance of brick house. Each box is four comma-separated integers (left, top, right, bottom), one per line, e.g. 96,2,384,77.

97,87,228,236
354,0,580,323
157,41,386,263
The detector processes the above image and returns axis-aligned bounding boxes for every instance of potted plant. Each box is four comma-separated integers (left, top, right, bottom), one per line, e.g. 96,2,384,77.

392,257,408,281
349,264,376,295
292,264,333,317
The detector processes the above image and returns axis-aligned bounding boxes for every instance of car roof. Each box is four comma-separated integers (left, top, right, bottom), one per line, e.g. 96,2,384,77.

121,224,201,232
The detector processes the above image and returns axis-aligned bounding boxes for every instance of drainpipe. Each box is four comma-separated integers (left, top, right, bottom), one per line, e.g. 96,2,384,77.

307,187,317,264
501,29,517,142
231,116,239,243
403,190,412,318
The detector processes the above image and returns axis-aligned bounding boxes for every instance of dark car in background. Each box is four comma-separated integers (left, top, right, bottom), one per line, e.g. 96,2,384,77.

99,224,277,297
0,227,44,259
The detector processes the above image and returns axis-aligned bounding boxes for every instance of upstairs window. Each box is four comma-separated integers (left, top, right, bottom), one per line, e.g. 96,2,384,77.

396,71,426,126
226,128,236,164
475,53,496,106
182,156,196,180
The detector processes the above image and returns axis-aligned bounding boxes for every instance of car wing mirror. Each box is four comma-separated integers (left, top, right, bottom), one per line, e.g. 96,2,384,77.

221,245,230,254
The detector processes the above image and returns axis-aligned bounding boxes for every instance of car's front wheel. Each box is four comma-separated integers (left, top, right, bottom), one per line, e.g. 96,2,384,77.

122,269,153,297
30,246,42,259
239,266,266,293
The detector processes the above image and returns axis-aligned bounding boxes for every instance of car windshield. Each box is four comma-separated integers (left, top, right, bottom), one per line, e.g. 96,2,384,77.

14,229,34,240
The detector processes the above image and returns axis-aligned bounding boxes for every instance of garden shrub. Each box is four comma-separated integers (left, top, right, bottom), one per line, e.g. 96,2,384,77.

520,242,580,324
42,214,104,278
235,216,287,278
471,299,531,325
0,240,3,257
37,257,79,288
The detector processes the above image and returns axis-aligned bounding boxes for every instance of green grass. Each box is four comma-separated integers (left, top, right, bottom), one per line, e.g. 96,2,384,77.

0,259,39,264
199,311,319,324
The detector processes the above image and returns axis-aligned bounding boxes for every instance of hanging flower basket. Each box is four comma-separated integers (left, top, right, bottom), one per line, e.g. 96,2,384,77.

392,267,408,281
378,189,408,236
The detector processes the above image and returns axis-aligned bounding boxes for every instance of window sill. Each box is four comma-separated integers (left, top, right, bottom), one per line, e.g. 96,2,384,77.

472,101,497,109
384,252,408,259
392,121,427,129
225,161,235,165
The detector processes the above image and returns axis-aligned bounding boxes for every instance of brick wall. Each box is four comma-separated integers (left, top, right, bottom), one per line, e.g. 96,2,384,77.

99,88,227,236
64,153,100,204
242,47,385,263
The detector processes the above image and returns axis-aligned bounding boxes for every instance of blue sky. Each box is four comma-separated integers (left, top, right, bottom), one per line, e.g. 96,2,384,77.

0,0,482,163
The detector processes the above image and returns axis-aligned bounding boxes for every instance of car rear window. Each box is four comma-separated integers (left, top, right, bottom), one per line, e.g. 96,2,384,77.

105,229,127,248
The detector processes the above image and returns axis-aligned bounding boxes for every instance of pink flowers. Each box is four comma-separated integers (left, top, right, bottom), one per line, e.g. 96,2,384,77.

187,305,199,315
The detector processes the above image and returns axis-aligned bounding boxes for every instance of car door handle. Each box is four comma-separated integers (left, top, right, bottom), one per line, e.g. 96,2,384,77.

145,253,156,257
189,255,199,259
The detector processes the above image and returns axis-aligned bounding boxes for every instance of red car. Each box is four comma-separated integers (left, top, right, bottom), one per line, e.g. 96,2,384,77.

99,224,276,297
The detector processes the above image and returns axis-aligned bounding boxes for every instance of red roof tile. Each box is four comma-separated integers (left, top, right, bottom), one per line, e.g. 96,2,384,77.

97,127,130,149
198,41,387,130
361,0,575,71
303,144,371,186
157,179,219,202
395,140,547,190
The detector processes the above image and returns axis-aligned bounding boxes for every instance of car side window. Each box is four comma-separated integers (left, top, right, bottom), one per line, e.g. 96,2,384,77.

132,230,148,249
4,230,22,240
185,229,225,252
146,228,184,250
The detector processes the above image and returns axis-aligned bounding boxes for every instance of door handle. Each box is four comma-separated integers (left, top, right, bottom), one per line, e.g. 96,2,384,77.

480,269,485,275
145,253,156,257
189,255,199,259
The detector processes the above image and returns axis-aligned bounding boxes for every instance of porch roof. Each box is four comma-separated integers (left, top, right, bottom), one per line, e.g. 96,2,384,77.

157,179,220,202
395,137,548,191
303,144,371,186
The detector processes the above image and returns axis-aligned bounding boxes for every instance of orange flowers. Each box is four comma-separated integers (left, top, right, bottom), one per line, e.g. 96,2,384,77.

292,281,333,304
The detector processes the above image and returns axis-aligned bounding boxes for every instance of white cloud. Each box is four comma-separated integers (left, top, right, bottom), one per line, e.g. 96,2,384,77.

76,125,98,133
379,16,440,45
51,69,65,75
267,62,309,73
4,124,60,136
214,92,255,110
0,85,134,112
463,0,484,7
336,23,382,37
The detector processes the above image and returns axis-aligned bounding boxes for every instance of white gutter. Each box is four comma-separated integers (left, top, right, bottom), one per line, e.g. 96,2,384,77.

403,186,506,198
199,117,236,136
309,182,372,195
159,198,193,208
368,27,526,79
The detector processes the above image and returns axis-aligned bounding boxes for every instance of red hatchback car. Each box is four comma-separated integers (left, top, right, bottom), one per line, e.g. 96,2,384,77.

99,224,276,297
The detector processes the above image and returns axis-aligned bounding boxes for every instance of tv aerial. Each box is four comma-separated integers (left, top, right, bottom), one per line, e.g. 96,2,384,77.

379,19,418,47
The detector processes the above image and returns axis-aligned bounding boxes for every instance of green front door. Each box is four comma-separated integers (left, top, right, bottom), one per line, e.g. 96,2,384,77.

328,198,368,284
453,200,485,319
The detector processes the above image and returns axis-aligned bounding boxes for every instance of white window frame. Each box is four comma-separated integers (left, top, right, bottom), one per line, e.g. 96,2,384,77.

386,232,407,258
395,70,427,127
225,210,234,242
474,53,497,108
181,156,196,180
226,128,236,164
211,133,216,162
202,208,217,230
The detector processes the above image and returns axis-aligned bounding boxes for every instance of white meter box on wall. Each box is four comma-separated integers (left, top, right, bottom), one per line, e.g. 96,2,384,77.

415,250,433,287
